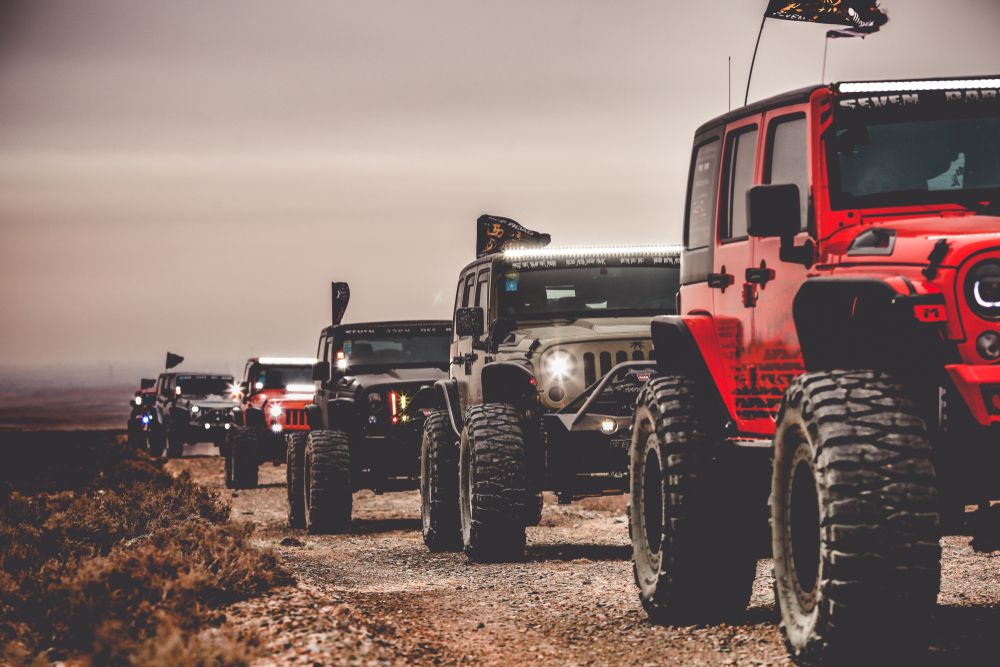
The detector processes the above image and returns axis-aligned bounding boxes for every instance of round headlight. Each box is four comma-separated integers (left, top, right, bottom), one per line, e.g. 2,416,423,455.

977,331,1000,360
543,349,576,383
268,404,283,418
966,260,1000,320
191,405,200,414
368,392,383,411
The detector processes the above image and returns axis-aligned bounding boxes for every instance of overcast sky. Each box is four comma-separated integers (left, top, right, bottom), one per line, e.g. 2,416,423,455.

1,0,999,370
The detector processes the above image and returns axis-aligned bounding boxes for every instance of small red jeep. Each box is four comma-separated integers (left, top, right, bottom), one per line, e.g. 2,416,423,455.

629,75,1000,663
226,357,316,489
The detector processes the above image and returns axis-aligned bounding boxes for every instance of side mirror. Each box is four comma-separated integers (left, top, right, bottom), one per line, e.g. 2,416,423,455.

489,317,517,352
747,184,814,267
455,307,485,339
747,184,800,238
312,361,330,383
140,378,155,389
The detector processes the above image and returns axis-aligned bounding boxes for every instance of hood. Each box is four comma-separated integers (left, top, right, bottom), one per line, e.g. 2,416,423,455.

340,366,448,389
828,214,1000,268
502,316,654,353
179,396,238,410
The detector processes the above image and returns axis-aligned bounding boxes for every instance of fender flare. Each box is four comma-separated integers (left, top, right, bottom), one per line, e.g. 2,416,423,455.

792,277,954,373
650,315,736,425
481,360,536,406
325,397,358,433
245,406,266,430
305,403,324,431
435,378,463,437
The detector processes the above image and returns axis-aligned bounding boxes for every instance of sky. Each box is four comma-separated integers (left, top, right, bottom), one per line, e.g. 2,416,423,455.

1,0,999,372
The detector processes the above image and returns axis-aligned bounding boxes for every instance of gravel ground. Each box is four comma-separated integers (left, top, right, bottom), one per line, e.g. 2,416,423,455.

167,456,1000,666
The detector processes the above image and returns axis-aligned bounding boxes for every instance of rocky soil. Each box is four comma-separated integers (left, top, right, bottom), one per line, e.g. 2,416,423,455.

167,456,1000,666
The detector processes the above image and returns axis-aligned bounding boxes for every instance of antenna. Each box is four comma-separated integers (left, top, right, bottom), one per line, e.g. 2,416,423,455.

744,14,768,106
728,56,732,111
822,34,831,82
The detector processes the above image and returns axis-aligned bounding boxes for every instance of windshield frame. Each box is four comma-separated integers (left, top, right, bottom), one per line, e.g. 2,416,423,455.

826,90,1000,212
495,257,680,324
174,375,233,397
331,324,451,373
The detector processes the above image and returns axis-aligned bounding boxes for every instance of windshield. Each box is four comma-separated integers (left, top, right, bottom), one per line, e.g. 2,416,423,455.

337,333,450,371
176,377,231,396
498,264,679,320
253,365,313,390
828,114,1000,209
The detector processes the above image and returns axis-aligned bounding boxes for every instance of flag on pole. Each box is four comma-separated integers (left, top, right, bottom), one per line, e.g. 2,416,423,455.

765,1,888,35
165,352,184,369
476,215,551,258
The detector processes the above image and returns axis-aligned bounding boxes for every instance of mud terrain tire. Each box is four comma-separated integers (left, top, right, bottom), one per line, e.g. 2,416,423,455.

147,427,166,458
460,404,527,562
524,491,544,527
230,426,259,489
127,420,146,449
165,417,185,458
286,432,308,529
304,429,352,534
629,375,758,623
421,410,461,551
772,370,941,665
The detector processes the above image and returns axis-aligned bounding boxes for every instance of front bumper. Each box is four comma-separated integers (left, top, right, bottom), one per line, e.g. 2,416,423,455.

946,364,1000,425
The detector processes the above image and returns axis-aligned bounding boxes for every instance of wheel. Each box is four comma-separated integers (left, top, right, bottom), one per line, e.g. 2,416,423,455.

459,403,527,562
304,430,352,534
165,418,185,458
629,375,758,624
127,420,146,449
771,370,941,665
524,492,544,527
420,410,462,551
286,432,308,529
230,427,259,489
222,439,235,489
147,427,166,458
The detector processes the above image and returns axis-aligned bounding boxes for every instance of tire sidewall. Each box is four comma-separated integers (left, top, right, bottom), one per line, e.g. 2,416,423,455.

458,424,473,547
630,398,665,600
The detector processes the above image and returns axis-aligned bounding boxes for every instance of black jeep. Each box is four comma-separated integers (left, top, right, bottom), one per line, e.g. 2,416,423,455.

148,372,237,458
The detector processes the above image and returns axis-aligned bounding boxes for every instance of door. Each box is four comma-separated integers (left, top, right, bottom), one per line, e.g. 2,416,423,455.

712,115,763,430
453,267,479,412
750,108,812,422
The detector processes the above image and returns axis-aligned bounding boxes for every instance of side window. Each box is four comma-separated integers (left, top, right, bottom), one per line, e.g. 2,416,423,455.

461,273,475,307
765,115,809,230
685,139,721,249
721,126,759,241
475,270,489,310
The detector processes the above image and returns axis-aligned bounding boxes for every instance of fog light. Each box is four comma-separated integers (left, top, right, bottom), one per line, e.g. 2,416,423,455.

269,404,283,418
204,423,211,430
548,386,566,403
191,405,200,414
271,423,283,433
224,423,231,430
977,331,1000,360
600,418,617,435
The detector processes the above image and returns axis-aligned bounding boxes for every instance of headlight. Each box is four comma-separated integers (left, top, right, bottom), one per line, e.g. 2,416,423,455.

966,260,1000,320
269,404,283,418
134,396,142,406
191,405,200,414
543,349,576,383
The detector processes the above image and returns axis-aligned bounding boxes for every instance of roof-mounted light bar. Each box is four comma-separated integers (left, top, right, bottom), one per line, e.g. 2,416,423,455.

503,244,682,260
257,357,318,365
838,78,1000,94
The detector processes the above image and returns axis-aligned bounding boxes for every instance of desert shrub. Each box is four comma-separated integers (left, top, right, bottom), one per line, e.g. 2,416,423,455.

0,433,287,666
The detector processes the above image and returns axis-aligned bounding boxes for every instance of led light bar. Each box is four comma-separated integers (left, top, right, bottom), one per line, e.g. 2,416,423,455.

257,357,318,365
503,244,682,260
838,78,1000,94
281,393,316,401
285,384,316,393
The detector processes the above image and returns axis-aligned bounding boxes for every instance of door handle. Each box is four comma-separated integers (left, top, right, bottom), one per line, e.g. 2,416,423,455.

708,271,735,290
745,263,775,287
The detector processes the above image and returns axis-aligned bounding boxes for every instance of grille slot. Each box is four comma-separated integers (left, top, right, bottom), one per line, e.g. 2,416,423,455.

584,353,596,387
285,409,306,426
632,350,644,360
599,352,612,377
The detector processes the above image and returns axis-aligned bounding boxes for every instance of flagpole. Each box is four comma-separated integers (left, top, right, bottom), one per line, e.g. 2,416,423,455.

822,34,831,82
744,14,768,106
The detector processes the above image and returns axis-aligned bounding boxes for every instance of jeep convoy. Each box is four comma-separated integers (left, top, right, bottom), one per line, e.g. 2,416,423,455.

226,357,317,489
415,244,680,558
121,72,1000,666
627,75,1000,663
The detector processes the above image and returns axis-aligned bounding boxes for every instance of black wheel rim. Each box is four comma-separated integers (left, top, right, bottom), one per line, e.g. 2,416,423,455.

642,442,664,556
789,453,821,610
460,431,472,540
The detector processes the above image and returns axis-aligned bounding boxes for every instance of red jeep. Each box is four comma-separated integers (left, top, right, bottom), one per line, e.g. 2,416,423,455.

225,357,316,489
629,75,1000,663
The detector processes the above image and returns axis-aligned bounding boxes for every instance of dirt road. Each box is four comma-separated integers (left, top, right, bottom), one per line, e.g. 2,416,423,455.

168,456,999,666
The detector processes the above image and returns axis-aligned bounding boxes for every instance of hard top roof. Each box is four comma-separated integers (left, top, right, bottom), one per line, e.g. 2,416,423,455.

158,371,233,379
247,356,317,366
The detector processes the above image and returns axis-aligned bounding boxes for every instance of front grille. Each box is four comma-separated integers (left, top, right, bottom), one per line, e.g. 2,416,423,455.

284,409,307,426
584,348,649,386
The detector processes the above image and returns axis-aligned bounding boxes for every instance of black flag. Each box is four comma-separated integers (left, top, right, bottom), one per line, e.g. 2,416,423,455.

765,1,888,35
165,352,184,369
331,282,350,326
476,215,551,258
